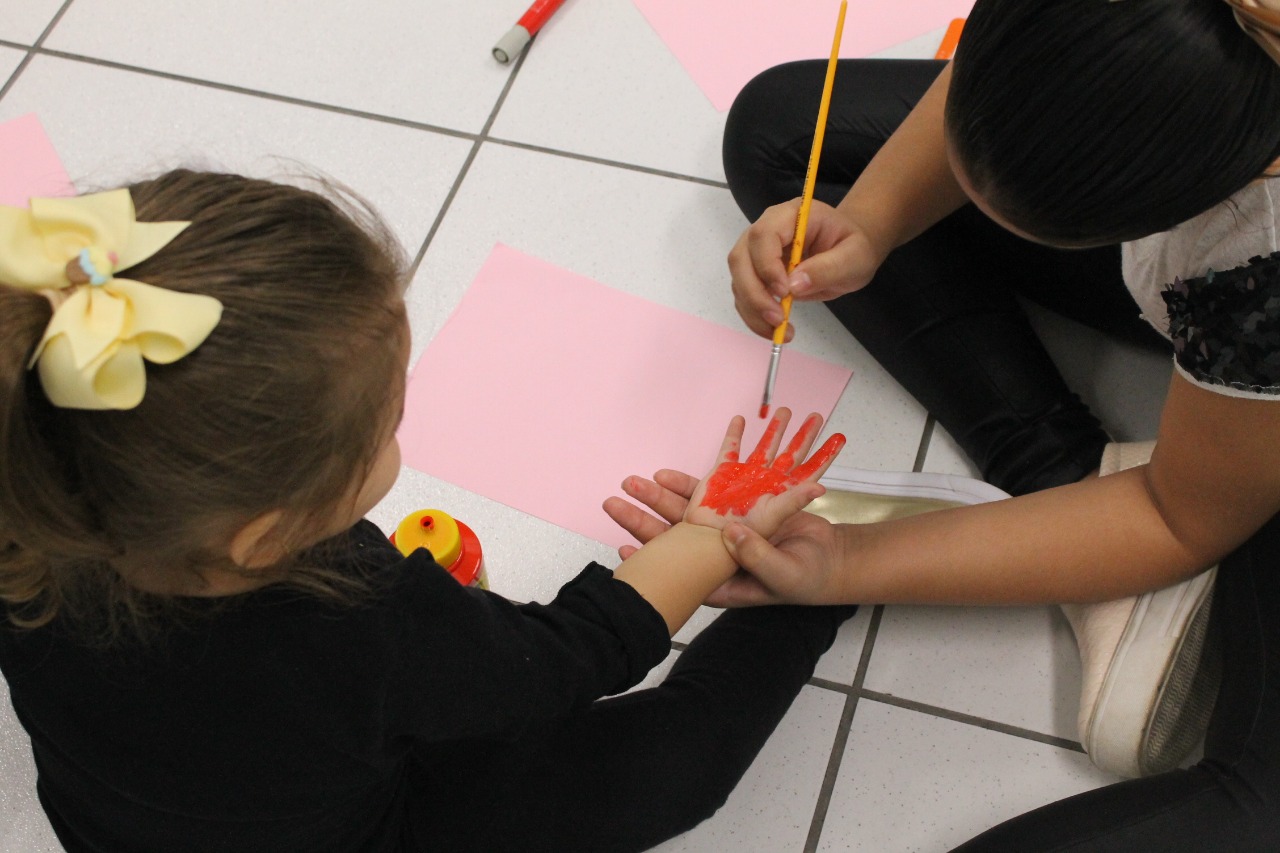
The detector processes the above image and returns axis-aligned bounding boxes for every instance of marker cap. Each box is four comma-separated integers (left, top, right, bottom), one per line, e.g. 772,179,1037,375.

493,25,531,63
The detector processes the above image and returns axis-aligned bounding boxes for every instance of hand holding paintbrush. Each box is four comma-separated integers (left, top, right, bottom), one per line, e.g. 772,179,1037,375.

759,0,847,419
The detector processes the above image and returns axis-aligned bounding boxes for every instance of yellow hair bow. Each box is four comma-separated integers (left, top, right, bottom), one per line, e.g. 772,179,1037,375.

0,190,222,410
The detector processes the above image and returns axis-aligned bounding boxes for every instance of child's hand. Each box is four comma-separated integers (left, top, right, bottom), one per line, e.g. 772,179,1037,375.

685,408,845,540
604,469,699,560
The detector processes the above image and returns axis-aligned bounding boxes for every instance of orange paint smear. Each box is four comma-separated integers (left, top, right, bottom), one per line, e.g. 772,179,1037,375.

770,413,821,471
744,415,783,466
701,430,847,516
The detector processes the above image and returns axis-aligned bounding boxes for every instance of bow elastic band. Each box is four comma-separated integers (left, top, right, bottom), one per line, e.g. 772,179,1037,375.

0,189,222,410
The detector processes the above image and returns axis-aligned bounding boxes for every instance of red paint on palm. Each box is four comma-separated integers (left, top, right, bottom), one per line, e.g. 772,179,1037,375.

701,414,846,516
744,415,784,465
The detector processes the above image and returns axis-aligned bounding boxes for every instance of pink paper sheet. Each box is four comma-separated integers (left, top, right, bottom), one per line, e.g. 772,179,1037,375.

632,0,975,110
398,244,852,549
0,113,74,206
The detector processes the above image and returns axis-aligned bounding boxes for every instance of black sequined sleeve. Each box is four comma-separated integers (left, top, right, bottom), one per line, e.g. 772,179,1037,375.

1161,251,1280,397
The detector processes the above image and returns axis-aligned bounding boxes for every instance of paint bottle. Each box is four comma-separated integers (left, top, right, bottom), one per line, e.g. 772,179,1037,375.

390,509,488,589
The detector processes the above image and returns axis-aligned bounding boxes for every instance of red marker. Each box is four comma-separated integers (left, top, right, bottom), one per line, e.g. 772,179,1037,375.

493,0,569,64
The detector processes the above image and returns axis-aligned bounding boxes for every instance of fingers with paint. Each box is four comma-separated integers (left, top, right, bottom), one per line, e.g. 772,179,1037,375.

699,409,846,517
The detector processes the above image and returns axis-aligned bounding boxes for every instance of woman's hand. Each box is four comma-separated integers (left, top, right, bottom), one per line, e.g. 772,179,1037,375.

604,409,846,553
684,409,845,537
708,511,846,607
604,453,850,607
727,199,885,340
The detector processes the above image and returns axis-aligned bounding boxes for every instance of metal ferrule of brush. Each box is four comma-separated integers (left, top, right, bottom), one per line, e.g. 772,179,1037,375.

761,343,782,408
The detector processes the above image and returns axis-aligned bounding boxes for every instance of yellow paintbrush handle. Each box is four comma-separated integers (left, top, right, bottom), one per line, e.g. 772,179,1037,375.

773,0,846,346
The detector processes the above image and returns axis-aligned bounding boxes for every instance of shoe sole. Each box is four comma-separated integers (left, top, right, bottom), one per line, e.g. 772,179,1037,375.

1084,566,1221,777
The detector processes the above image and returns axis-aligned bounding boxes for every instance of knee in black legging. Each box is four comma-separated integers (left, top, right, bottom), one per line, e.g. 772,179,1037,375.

723,63,819,221
725,59,949,223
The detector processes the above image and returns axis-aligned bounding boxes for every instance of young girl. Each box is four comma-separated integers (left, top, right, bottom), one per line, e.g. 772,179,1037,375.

0,169,851,853
616,0,1280,849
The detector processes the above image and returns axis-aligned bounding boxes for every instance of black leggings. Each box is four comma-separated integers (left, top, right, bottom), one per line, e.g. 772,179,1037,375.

724,59,1280,851
408,604,853,852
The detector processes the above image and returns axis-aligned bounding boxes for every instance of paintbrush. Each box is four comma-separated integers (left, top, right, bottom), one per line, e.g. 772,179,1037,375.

760,0,847,419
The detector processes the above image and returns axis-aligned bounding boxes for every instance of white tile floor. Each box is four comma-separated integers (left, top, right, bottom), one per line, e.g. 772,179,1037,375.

0,2,1174,851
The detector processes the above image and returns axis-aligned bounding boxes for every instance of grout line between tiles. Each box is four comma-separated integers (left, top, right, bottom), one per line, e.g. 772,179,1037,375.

405,36,533,279
807,676,853,694
859,689,1085,753
32,0,76,46
29,46,478,142
0,53,25,102
0,0,75,103
486,136,728,189
8,45,728,193
912,415,936,473
803,604,884,853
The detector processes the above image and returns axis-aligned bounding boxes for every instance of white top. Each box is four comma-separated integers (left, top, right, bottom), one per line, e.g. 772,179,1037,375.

1122,179,1280,398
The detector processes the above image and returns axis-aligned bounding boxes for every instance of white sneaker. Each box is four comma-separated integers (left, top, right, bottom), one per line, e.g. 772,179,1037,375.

814,456,1220,778
1061,441,1221,778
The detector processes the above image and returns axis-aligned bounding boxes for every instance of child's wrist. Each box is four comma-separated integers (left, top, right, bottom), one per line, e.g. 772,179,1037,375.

671,519,727,541
663,522,736,568
613,520,736,636
679,512,718,530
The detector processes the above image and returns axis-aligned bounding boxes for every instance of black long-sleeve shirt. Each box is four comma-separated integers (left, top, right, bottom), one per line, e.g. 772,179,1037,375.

0,521,669,852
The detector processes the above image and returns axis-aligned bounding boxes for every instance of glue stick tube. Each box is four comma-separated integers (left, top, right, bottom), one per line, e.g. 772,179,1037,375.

493,0,568,63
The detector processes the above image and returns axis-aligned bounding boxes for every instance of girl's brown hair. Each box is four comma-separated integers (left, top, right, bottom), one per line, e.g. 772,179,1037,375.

0,169,409,643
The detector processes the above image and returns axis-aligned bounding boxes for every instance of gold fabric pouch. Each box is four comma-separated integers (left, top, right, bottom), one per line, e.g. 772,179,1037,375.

809,467,1009,525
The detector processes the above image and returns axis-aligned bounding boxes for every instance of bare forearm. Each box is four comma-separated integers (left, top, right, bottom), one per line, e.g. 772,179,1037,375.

613,522,736,635
836,63,969,256
834,469,1213,606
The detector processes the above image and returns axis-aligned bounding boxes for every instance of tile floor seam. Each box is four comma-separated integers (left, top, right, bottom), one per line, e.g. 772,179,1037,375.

857,688,1085,753
12,45,729,193
485,136,729,189
803,603,885,852
0,53,27,102
808,676,855,695
407,37,532,278
0,0,76,103
34,0,77,44
23,45,481,143
913,415,937,473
